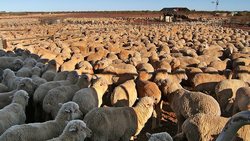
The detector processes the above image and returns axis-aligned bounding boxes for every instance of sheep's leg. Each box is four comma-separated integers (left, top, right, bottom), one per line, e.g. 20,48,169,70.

177,115,185,133
151,102,162,129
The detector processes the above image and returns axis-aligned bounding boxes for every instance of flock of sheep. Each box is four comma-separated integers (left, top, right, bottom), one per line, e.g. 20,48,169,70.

0,17,249,141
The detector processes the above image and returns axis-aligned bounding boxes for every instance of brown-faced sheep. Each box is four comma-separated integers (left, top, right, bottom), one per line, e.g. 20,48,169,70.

0,90,29,135
83,96,155,141
0,102,82,141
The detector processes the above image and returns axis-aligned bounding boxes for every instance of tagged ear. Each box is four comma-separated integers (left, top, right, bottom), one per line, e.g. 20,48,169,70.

146,132,151,138
65,108,71,113
69,126,77,132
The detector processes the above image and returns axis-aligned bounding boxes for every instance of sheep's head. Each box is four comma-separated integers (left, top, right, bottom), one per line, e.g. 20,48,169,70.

137,96,155,108
11,90,29,106
146,132,173,141
66,120,92,138
2,68,15,82
91,76,108,93
57,102,83,121
12,59,24,71
66,71,79,84
24,58,37,67
17,78,37,96
31,66,42,76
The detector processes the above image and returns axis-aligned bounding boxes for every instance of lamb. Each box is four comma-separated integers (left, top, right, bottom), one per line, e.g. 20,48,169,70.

174,113,250,141
0,78,37,108
43,74,91,119
146,132,173,141
233,87,250,114
31,66,47,86
0,102,83,141
83,96,155,141
41,60,58,81
16,57,37,77
165,88,221,133
72,77,108,116
0,90,29,135
33,71,79,121
110,79,137,107
215,79,249,116
46,120,92,141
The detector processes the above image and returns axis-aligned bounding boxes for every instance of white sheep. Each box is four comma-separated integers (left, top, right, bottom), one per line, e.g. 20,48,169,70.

72,77,108,115
41,60,58,81
0,102,83,141
215,79,249,116
0,57,24,71
53,71,69,81
43,74,91,119
31,66,47,86
110,79,137,107
146,132,173,141
0,90,29,135
233,87,250,114
0,78,37,109
16,57,37,77
83,96,155,141
174,113,250,141
2,68,23,91
46,120,92,141
33,71,79,121
165,88,221,133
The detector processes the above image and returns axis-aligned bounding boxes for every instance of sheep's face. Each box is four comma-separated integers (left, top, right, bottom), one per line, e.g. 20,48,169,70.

18,78,37,95
31,67,41,76
139,96,154,108
12,90,29,106
2,69,15,81
12,59,24,71
67,120,92,138
62,102,83,120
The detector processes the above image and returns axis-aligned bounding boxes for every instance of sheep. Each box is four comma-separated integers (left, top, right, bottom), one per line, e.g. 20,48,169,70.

75,61,93,75
31,66,47,86
83,96,155,141
110,79,137,107
2,68,23,91
72,77,108,116
0,57,24,71
53,71,69,81
215,79,249,116
46,120,92,141
174,113,250,141
33,71,79,121
16,57,37,77
41,60,57,81
146,132,173,141
136,71,162,129
233,87,250,114
0,102,83,141
43,74,91,119
164,88,221,133
0,90,29,135
0,78,37,109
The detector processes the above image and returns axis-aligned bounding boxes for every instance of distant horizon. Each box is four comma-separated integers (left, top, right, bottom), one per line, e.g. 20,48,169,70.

0,0,249,12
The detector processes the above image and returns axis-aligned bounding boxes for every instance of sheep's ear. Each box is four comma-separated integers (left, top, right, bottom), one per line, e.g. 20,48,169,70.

65,108,72,113
146,132,151,138
69,126,77,132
